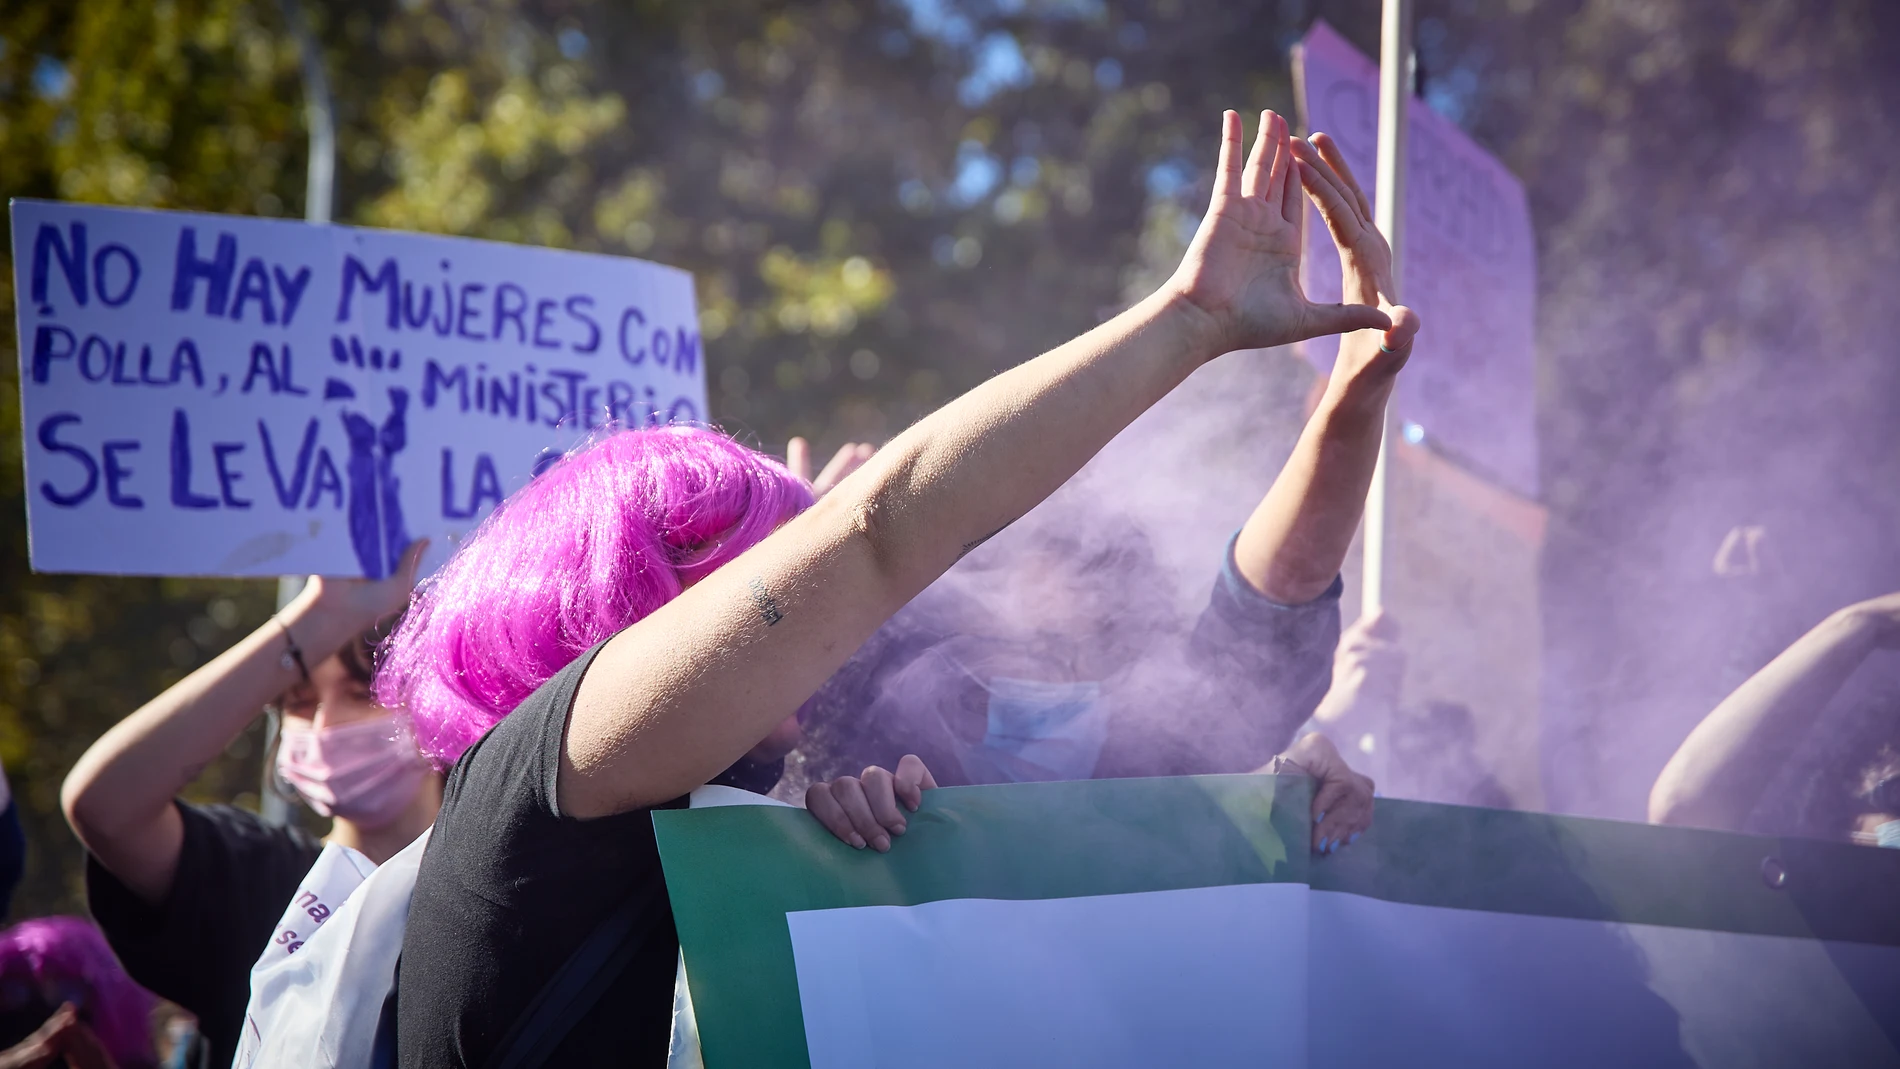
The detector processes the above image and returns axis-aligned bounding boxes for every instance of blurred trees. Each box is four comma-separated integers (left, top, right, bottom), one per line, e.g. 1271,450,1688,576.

1,0,1329,918
3,0,1898,924
1413,0,1900,816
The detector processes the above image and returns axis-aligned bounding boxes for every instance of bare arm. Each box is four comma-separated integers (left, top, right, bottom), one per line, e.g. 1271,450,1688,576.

1648,592,1900,829
562,110,1391,817
60,546,422,904
1234,133,1421,603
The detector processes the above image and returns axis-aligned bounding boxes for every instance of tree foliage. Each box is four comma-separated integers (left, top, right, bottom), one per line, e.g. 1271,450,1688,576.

3,0,1898,921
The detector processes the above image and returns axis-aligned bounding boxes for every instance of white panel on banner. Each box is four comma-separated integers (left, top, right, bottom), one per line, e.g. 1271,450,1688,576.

1295,20,1539,497
11,200,706,577
785,884,1309,1069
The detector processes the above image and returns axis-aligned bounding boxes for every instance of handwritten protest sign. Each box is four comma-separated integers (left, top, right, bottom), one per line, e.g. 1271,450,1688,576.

1294,20,1539,497
11,200,706,577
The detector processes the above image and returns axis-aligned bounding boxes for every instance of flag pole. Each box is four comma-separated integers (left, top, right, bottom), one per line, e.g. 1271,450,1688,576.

1362,0,1413,616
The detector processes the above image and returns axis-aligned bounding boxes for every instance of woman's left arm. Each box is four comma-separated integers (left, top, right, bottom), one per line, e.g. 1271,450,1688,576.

1232,134,1420,604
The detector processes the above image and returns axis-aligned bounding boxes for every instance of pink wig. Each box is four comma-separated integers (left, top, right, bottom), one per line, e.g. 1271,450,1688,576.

377,425,814,766
0,917,155,1067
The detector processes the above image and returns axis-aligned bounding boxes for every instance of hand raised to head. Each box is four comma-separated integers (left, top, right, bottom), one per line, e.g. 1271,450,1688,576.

1166,110,1391,357
300,537,429,633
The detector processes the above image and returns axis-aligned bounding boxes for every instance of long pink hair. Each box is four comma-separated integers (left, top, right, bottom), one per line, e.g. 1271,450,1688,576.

377,426,813,766
0,917,155,1067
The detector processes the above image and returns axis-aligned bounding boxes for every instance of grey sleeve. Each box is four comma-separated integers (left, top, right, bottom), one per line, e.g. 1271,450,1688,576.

1098,532,1340,779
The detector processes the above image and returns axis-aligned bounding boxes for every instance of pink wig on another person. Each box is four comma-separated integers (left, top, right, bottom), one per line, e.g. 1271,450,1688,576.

377,425,815,767
0,917,156,1067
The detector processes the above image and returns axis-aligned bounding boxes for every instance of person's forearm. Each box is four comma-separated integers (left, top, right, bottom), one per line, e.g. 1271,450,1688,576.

1649,607,1881,828
61,590,360,849
1232,339,1395,603
566,289,1218,814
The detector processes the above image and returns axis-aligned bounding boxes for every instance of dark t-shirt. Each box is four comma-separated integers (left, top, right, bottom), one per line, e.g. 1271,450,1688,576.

398,642,687,1068
86,802,322,1069
0,800,25,920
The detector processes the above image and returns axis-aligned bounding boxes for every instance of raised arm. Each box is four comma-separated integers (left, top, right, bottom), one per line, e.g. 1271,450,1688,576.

1648,591,1900,830
60,547,420,903
562,110,1391,816
1232,133,1421,603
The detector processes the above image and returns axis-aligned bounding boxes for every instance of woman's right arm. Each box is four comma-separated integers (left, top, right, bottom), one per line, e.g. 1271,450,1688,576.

561,110,1393,817
60,547,421,904
1648,591,1900,829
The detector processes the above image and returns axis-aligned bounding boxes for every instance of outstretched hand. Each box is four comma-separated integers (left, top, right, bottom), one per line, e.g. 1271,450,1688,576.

805,754,936,852
1293,132,1421,382
1167,110,1391,357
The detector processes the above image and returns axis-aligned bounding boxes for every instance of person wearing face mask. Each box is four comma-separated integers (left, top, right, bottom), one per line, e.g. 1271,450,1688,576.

1651,588,1900,847
60,541,436,1069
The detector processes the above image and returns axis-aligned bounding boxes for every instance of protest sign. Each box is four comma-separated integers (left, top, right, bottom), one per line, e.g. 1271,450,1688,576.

1295,20,1540,497
655,775,1900,1068
11,200,706,577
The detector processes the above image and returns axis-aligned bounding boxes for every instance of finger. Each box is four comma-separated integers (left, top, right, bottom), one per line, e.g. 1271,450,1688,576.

1361,608,1401,641
787,436,812,483
1261,111,1290,213
1240,110,1274,198
1318,778,1375,854
830,776,894,852
804,782,865,849
1291,138,1355,217
1293,155,1360,247
894,753,936,809
1310,132,1374,225
858,765,910,838
1310,773,1357,852
1302,301,1392,339
813,441,872,495
1381,303,1422,354
1212,110,1243,201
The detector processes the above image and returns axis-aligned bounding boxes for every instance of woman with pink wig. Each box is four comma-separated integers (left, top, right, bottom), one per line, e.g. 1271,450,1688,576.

0,917,156,1069
388,110,1408,1066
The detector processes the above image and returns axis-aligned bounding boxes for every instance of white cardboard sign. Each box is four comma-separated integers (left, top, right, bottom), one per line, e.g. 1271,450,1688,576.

1295,20,1540,497
11,201,706,577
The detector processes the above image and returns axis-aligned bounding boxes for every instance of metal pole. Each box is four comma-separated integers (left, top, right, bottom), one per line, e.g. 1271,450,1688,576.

260,0,332,823
1361,0,1413,617
280,0,335,224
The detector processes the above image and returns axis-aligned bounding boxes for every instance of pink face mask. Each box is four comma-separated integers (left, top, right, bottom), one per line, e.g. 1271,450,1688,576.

276,714,430,829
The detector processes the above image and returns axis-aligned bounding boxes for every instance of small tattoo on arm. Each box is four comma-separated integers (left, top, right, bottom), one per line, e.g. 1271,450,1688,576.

747,576,785,626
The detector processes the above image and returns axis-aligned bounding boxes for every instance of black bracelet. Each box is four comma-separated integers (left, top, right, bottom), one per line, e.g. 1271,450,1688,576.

275,618,310,683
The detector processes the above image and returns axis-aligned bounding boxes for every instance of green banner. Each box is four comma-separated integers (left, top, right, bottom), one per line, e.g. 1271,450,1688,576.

655,775,1900,1068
